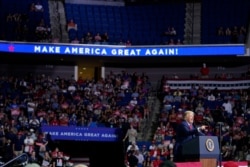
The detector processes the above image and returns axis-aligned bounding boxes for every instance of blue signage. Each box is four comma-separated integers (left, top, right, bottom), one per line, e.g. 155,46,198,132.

0,41,245,56
41,125,122,142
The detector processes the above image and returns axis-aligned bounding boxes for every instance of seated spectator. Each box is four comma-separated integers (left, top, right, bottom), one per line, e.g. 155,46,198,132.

126,40,132,46
127,150,139,167
152,155,163,167
41,151,52,167
195,102,205,113
134,150,144,167
207,92,216,101
35,22,46,41
94,33,102,44
6,13,13,22
34,1,44,12
231,26,238,43
85,32,93,44
67,19,77,31
71,38,80,44
24,132,35,155
217,26,224,36
29,116,40,130
176,39,183,45
28,151,39,164
127,141,139,152
30,3,36,12
237,29,246,43
118,39,125,45
153,127,164,143
164,27,171,36
169,27,176,36
225,27,231,36
143,156,152,167
52,151,66,167
101,32,109,43
168,39,175,45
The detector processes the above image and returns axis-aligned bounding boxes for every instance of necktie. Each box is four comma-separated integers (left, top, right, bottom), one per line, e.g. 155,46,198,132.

189,124,192,130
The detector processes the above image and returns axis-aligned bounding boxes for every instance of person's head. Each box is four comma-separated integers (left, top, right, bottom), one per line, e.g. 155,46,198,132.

159,160,176,167
184,110,194,124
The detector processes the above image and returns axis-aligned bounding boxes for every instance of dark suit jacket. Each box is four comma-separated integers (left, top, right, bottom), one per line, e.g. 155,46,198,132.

176,120,204,144
173,120,205,162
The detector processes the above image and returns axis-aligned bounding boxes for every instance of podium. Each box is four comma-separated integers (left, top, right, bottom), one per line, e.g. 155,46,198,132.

182,136,220,167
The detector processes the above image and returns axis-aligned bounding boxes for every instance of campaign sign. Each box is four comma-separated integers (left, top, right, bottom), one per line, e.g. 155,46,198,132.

41,125,122,142
0,41,245,56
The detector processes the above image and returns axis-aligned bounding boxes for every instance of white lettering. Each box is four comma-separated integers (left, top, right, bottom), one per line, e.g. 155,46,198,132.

118,49,123,55
145,49,151,55
111,49,117,55
34,46,61,53
101,133,117,138
101,49,107,55
60,132,83,136
111,49,141,56
64,47,70,53
83,133,100,137
72,47,78,54
34,46,41,52
63,47,107,55
158,49,164,55
42,47,48,53
48,132,59,136
152,49,157,55
169,48,175,55
144,48,178,56
85,48,90,54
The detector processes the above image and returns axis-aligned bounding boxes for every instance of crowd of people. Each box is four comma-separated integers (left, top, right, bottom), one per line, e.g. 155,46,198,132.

216,25,247,44
123,71,250,167
0,69,248,167
1,0,248,46
148,80,250,163
2,1,51,42
0,71,152,166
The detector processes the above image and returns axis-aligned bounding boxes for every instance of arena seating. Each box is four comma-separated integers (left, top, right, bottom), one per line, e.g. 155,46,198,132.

64,2,185,45
201,0,250,44
0,0,50,41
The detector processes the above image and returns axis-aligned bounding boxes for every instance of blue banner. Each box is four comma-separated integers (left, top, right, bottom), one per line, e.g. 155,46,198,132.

41,125,122,142
0,41,245,56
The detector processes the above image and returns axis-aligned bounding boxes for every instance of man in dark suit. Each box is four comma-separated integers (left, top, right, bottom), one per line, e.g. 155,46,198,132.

173,110,207,162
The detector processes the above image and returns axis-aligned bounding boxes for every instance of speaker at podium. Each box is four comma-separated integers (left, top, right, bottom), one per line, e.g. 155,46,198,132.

182,136,220,167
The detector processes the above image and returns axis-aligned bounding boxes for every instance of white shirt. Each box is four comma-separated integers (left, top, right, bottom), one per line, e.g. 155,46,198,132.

135,153,144,164
127,144,139,152
222,101,232,114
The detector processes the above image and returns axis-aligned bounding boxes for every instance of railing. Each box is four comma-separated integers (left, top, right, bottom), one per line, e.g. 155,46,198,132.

165,79,250,90
0,153,29,167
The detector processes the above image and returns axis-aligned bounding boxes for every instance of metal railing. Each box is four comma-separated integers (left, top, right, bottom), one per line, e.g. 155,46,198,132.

0,153,29,167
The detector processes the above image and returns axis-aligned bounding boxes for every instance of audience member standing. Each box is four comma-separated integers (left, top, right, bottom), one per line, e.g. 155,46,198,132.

200,63,210,78
13,132,24,157
123,124,138,144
